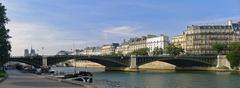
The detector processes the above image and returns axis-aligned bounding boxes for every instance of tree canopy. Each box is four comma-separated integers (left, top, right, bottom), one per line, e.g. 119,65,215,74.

0,3,11,67
227,50,240,70
212,43,226,54
226,42,240,70
229,42,240,51
166,44,184,56
130,48,149,56
152,47,163,55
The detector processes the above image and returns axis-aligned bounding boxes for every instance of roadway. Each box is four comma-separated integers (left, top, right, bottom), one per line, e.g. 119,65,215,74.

0,70,83,88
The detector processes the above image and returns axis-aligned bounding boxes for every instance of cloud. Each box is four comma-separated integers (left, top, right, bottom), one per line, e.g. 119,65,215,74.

6,21,93,56
103,26,139,36
101,26,147,44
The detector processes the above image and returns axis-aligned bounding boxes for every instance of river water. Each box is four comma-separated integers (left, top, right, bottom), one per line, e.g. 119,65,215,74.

51,67,240,88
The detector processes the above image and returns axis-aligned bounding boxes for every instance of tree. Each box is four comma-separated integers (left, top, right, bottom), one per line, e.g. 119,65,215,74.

130,48,149,56
226,42,240,70
227,50,240,70
0,3,11,68
152,47,163,55
110,52,117,56
116,51,123,56
166,44,184,56
229,42,240,51
110,51,123,56
212,43,226,54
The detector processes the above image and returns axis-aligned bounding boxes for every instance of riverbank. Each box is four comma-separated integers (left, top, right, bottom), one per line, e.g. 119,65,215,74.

1,70,83,88
106,67,238,72
67,60,236,72
45,74,139,88
65,66,234,72
68,60,105,68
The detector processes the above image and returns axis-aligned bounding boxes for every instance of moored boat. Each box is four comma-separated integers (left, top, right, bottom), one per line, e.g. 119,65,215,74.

64,71,93,83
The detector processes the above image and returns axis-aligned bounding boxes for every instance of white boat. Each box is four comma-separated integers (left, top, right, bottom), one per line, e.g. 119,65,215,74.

64,71,93,83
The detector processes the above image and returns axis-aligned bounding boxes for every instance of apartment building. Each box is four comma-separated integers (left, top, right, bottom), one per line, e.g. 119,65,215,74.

147,34,170,55
100,43,119,55
173,20,240,55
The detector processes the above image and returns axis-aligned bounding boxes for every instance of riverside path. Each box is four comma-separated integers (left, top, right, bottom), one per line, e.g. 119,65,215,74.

0,70,82,88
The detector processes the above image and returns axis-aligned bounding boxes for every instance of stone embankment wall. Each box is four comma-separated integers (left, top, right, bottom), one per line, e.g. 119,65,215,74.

216,55,231,69
138,61,176,70
69,60,105,68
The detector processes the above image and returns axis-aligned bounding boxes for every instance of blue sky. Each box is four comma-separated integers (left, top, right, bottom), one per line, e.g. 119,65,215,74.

2,0,240,55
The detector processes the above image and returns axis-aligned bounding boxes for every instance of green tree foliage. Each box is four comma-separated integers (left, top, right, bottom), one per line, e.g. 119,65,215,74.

107,52,117,56
130,48,149,56
0,3,11,67
226,42,240,70
229,42,240,51
116,51,123,56
212,43,226,54
227,50,240,70
0,70,6,77
166,44,184,56
152,47,163,55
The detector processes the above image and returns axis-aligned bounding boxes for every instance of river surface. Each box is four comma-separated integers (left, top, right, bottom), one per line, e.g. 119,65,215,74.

51,67,240,88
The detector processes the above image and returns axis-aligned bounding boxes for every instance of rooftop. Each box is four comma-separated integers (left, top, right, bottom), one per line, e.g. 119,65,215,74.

187,20,240,30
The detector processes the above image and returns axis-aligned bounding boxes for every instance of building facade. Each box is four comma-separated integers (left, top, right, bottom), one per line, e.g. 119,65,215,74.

82,47,101,55
24,49,29,56
100,43,119,55
172,20,240,55
115,43,130,55
24,48,37,56
128,37,147,53
116,36,148,55
116,35,158,55
147,34,170,55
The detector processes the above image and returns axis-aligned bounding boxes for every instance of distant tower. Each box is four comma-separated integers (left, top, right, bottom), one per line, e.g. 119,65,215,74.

24,49,29,56
30,49,35,56
30,46,36,56
227,20,232,26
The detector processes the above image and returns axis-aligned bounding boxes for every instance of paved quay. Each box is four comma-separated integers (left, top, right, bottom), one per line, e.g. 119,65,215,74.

0,70,83,88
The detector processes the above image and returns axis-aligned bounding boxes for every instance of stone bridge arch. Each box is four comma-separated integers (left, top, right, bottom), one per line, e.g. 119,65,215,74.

136,56,217,67
7,56,43,68
8,55,218,71
47,55,130,67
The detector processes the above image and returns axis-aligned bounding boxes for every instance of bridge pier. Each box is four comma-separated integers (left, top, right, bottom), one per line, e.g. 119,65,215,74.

104,55,139,72
41,56,50,73
129,55,139,71
130,55,137,69
42,56,48,67
216,55,231,69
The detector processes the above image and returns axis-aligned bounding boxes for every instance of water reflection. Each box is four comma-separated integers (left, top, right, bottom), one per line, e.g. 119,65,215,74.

51,67,240,88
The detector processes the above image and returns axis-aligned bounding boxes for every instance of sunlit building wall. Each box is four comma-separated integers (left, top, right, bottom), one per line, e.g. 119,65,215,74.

173,20,240,55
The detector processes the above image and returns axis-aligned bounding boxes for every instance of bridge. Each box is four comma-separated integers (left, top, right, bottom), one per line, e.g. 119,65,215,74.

7,55,219,71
